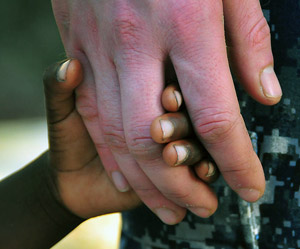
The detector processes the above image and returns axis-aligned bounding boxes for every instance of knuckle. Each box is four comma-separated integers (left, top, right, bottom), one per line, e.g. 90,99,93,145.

102,123,128,153
48,123,76,151
76,84,98,121
112,5,144,51
247,16,271,50
76,94,98,121
46,104,67,124
165,188,190,201
240,14,271,51
166,1,223,57
167,0,222,38
94,141,110,151
48,124,67,142
221,158,252,180
111,4,161,63
163,186,191,202
127,124,162,162
168,9,198,40
134,185,159,200
169,0,220,23
192,107,240,144
129,137,162,163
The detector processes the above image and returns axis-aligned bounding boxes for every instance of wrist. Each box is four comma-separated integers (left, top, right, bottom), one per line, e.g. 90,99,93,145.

0,151,85,249
33,152,85,226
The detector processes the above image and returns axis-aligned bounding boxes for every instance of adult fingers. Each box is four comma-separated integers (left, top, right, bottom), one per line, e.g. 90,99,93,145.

168,0,265,202
151,113,192,144
43,60,139,218
64,8,186,221
224,0,282,105
74,50,131,193
117,51,218,219
55,4,132,194
79,46,188,223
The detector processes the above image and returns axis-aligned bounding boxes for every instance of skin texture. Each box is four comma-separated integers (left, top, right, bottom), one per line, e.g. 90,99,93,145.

45,59,217,219
51,0,282,224
151,84,218,183
45,60,140,218
151,112,192,144
194,160,219,184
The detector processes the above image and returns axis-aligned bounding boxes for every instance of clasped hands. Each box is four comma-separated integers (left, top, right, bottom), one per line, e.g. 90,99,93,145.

50,0,282,224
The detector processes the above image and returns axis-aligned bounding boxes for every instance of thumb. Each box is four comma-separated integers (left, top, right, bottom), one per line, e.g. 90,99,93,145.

224,0,282,106
43,59,83,124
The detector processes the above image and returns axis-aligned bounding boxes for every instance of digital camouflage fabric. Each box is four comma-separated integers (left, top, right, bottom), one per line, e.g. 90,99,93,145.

121,1,300,248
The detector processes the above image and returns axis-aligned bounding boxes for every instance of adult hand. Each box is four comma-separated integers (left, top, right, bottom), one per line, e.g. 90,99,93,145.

44,59,217,219
44,59,139,218
52,0,282,224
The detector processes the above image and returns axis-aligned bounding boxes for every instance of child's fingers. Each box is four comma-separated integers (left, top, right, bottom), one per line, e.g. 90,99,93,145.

43,59,83,124
150,112,192,144
162,84,183,112
162,139,206,167
162,136,220,183
194,160,219,184
160,84,220,184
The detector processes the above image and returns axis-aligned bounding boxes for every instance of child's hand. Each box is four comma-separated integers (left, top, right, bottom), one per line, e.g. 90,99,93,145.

44,59,218,220
151,85,219,184
44,59,140,218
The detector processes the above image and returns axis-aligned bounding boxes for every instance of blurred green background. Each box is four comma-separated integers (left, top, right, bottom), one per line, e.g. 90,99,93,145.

0,2,120,249
0,0,64,119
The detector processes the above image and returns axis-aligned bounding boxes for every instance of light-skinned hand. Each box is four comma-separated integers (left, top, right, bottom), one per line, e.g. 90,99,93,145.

51,0,282,224
45,59,217,218
44,59,139,218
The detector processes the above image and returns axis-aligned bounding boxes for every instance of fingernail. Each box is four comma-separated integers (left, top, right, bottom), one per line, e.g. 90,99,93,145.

160,119,174,140
237,188,261,202
57,60,71,82
174,145,189,166
189,207,212,218
260,66,282,98
173,90,182,109
155,208,178,225
111,171,130,192
205,162,216,177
